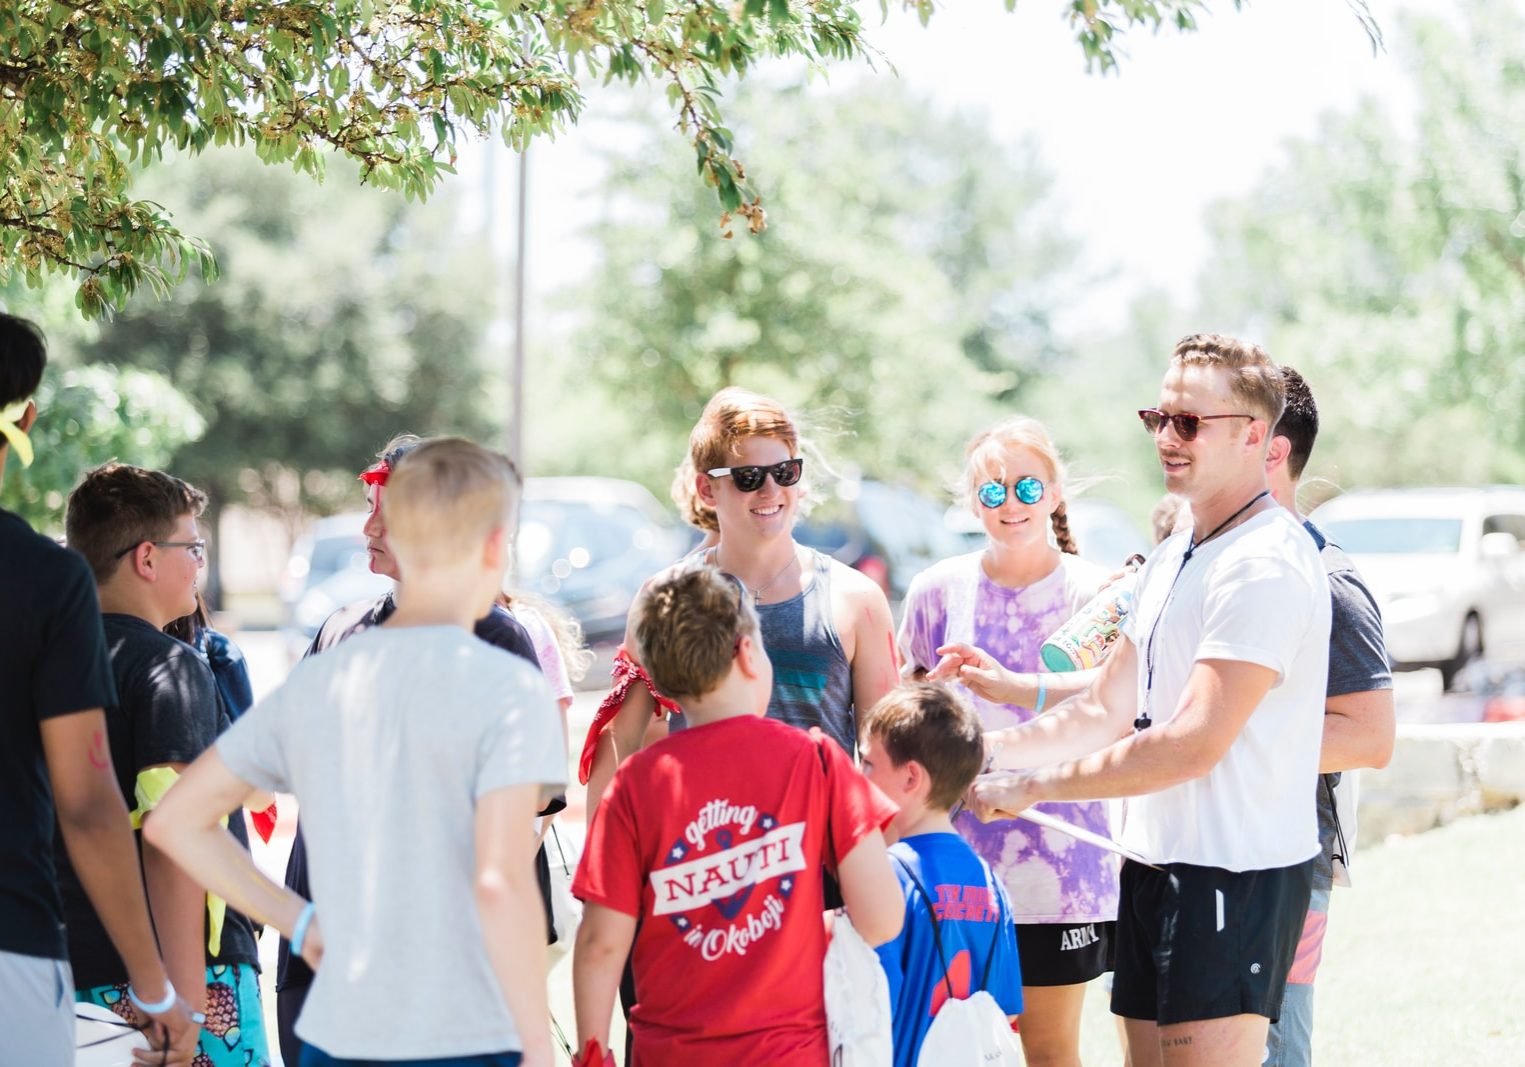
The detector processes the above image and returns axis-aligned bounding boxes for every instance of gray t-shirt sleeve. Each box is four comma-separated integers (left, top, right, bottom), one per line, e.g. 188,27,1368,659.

215,686,292,794
1327,568,1392,697
474,665,567,804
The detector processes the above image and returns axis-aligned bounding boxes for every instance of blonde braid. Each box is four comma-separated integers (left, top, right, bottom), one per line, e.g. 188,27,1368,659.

1050,503,1079,555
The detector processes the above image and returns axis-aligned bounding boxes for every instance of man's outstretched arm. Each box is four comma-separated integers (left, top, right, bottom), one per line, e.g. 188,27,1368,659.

971,658,1277,821
979,636,1142,771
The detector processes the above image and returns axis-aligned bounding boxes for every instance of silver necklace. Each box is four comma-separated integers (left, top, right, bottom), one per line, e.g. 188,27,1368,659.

713,546,800,603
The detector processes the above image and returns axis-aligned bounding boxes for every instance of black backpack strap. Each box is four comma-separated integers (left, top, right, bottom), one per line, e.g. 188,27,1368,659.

892,853,956,1004
1323,773,1349,874
978,881,1005,992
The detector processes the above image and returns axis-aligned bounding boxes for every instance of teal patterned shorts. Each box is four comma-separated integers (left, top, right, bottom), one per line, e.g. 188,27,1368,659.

78,962,271,1066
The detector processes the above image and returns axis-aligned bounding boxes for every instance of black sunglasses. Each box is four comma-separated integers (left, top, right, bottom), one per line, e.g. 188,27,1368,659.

1138,408,1255,442
706,457,804,492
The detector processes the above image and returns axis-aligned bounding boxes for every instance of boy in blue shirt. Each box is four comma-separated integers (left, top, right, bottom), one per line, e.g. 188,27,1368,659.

859,683,1024,1067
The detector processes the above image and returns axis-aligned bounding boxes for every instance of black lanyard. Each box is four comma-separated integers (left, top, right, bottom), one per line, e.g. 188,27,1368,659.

1137,490,1270,731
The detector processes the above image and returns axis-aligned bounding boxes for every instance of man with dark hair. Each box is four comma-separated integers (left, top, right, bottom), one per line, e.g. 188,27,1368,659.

0,314,195,1065
63,463,269,1065
1271,365,1320,481
275,434,548,1066
1262,366,1394,1067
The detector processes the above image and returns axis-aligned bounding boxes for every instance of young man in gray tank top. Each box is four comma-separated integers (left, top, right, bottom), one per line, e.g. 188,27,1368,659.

584,387,898,815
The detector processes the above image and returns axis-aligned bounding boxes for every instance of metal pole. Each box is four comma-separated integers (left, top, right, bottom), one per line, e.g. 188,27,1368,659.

510,144,528,474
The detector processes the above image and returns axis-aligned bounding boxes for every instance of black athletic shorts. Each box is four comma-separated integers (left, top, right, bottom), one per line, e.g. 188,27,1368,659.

1015,920,1115,986
1111,857,1315,1026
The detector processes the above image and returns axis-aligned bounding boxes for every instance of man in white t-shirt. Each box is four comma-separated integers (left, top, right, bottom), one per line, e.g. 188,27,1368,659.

963,334,1330,1067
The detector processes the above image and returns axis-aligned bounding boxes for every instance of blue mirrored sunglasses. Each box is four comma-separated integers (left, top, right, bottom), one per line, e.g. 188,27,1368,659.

977,476,1044,509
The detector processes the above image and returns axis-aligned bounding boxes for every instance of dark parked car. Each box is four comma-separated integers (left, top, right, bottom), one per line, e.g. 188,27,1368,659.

794,479,968,605
281,478,693,652
279,511,393,650
517,477,696,646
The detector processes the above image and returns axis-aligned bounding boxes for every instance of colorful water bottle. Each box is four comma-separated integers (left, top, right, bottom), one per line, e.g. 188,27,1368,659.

1040,555,1145,672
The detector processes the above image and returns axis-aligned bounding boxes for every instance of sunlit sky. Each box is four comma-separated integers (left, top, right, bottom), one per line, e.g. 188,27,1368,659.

460,0,1445,336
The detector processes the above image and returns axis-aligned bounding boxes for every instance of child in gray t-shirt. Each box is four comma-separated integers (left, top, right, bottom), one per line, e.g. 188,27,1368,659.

147,439,565,1067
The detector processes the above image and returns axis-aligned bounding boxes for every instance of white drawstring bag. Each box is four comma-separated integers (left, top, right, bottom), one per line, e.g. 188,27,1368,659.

893,857,1022,1067
76,1002,136,1067
916,990,1022,1066
823,911,893,1067
545,821,584,966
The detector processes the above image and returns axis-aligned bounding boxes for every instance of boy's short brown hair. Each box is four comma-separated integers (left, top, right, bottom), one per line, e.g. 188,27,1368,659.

65,463,207,584
861,683,984,812
383,437,521,568
631,564,760,701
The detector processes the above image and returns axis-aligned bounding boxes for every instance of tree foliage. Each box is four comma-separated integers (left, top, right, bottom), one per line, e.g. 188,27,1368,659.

0,363,206,532
67,146,502,525
534,82,1082,496
2,0,1256,317
1198,0,1525,489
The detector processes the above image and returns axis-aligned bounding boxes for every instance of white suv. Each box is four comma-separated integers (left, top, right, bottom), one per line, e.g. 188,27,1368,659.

1311,487,1525,688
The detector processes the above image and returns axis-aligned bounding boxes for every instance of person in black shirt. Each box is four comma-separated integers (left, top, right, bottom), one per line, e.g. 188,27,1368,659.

0,313,196,1065
63,462,269,1065
275,435,549,1066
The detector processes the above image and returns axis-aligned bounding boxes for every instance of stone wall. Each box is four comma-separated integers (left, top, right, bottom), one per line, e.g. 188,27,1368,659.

1357,722,1525,844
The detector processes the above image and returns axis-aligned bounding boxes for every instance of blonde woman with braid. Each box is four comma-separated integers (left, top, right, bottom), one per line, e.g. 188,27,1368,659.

897,417,1119,1067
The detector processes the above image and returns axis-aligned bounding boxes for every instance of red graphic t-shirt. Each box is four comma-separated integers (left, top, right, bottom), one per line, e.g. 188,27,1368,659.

574,714,896,1067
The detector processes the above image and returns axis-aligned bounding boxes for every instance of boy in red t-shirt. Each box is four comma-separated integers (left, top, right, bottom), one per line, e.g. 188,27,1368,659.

572,565,904,1066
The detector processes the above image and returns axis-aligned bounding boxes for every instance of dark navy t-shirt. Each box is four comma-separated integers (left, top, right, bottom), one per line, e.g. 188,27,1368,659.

876,833,1023,1067
55,613,262,986
0,509,117,960
1304,519,1392,890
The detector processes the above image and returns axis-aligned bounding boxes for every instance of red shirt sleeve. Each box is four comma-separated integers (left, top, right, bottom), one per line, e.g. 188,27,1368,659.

819,733,898,872
571,768,645,919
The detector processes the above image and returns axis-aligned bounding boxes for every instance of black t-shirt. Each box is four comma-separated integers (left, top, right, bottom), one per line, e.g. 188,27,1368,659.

277,593,545,991
55,614,262,987
0,509,118,960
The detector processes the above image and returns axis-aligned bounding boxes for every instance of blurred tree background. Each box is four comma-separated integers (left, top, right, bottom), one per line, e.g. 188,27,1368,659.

1,0,1223,315
4,150,502,604
526,82,1084,500
1195,1,1525,495
987,0,1525,518
2,0,1518,598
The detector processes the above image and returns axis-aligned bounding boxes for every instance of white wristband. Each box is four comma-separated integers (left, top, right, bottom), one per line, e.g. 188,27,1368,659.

127,979,177,1015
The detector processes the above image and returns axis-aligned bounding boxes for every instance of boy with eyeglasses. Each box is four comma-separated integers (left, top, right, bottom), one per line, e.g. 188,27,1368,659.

0,317,197,1065
61,463,269,1066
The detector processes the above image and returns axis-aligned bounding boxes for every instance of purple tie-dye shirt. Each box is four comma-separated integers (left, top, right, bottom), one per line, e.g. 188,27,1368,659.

897,551,1121,924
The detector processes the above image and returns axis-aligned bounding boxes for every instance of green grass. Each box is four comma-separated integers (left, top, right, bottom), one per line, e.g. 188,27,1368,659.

1074,806,1525,1064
